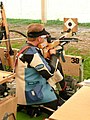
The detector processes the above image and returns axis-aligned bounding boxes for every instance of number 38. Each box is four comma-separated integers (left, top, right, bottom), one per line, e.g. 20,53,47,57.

71,57,79,64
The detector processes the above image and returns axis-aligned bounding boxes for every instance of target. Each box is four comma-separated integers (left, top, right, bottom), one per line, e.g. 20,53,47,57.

63,18,78,33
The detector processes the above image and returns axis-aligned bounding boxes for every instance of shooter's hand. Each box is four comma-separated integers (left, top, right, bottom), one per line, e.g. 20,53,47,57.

49,48,56,55
49,46,62,55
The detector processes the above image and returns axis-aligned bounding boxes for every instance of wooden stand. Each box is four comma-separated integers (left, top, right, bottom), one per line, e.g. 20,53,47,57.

0,70,17,120
60,55,83,82
0,96,17,120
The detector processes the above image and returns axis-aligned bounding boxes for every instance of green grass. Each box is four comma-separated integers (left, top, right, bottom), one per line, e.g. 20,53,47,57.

78,22,90,28
7,18,41,25
11,40,25,49
83,57,90,79
7,18,64,26
7,18,90,28
65,46,90,79
17,112,48,120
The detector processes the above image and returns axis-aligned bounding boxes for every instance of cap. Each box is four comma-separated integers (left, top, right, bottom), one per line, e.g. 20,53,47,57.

27,23,49,38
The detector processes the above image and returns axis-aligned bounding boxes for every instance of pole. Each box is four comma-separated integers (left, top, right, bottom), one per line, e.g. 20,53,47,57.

41,0,47,23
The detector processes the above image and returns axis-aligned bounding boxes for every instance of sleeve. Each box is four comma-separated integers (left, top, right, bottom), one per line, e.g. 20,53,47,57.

23,51,58,80
29,52,54,79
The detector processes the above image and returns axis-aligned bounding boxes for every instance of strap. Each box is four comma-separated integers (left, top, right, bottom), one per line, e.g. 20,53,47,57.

17,45,30,57
14,45,30,67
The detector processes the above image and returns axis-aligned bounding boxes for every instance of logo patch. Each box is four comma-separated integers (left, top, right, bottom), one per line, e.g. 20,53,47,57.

35,64,44,70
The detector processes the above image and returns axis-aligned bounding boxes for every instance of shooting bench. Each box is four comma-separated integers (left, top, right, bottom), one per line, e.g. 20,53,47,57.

49,86,90,120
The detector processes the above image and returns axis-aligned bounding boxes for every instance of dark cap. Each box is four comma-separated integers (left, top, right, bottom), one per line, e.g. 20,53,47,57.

27,23,49,38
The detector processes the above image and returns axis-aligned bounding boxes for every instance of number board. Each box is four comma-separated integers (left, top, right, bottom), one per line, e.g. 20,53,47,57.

59,55,83,79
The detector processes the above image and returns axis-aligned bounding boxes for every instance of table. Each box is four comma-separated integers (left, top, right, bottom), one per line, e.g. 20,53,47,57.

50,86,90,120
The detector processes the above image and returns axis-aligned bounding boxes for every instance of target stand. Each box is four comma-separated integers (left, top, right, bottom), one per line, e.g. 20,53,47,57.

63,18,78,34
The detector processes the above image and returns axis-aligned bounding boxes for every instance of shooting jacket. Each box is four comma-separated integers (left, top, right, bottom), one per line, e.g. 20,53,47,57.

15,43,57,105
